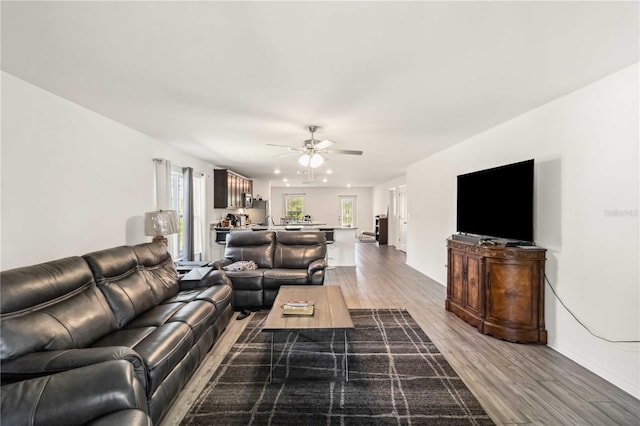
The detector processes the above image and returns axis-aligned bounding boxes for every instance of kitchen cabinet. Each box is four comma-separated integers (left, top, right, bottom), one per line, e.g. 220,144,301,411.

446,238,547,344
214,169,253,208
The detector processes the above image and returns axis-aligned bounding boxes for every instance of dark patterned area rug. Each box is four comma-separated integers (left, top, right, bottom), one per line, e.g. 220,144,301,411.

182,309,494,425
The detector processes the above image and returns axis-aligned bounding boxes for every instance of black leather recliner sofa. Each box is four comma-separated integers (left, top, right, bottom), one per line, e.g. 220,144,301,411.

1,360,152,426
212,230,327,308
0,242,233,425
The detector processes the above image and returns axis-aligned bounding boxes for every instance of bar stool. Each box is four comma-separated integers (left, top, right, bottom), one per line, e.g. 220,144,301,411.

319,227,335,270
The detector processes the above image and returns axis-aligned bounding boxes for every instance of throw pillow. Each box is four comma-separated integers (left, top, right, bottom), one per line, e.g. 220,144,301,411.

223,260,258,272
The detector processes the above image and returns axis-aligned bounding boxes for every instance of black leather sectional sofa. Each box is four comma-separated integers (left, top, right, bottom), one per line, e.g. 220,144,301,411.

1,360,152,426
0,242,233,425
212,230,327,308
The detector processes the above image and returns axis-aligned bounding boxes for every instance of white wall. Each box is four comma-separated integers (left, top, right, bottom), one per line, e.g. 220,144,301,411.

1,73,216,269
406,64,639,398
373,175,407,248
270,186,373,232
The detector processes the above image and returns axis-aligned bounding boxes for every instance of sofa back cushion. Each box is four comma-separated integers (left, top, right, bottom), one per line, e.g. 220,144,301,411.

83,244,178,328
0,257,118,362
273,231,327,268
224,231,275,268
132,243,179,302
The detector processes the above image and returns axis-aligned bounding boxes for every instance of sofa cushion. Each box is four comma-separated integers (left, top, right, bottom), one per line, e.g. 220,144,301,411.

273,231,326,268
84,244,179,329
125,304,183,328
91,328,156,349
224,270,264,291
263,269,311,288
134,322,193,394
84,247,155,328
93,321,194,395
132,243,179,303
163,286,232,322
0,257,118,362
166,301,217,341
194,285,233,308
224,231,275,268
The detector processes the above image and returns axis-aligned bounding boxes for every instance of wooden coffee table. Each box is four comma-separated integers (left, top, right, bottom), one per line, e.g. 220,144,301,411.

262,285,354,382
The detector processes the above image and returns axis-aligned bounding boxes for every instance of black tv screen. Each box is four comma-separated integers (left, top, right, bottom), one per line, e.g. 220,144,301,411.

456,159,534,242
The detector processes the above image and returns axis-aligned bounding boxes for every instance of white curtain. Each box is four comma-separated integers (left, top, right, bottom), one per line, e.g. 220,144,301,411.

154,159,172,210
154,159,177,256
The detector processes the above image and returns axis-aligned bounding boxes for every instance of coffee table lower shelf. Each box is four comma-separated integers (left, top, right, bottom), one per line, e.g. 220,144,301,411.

267,330,350,383
262,285,354,383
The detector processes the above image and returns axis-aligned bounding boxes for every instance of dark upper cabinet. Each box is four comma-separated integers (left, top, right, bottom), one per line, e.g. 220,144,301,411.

214,169,253,209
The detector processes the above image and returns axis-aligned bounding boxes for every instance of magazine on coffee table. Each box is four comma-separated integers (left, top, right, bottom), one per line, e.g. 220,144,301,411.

282,300,315,316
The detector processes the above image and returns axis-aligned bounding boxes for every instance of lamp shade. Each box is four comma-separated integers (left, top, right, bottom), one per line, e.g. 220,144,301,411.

144,210,179,236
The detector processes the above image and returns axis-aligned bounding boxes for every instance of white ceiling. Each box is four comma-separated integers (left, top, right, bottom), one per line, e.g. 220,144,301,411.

2,1,638,187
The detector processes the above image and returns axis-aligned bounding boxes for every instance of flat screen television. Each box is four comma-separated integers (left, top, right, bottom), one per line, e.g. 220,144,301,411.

456,159,534,243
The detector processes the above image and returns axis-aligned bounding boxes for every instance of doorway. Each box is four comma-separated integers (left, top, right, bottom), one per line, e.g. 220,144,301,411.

398,185,407,252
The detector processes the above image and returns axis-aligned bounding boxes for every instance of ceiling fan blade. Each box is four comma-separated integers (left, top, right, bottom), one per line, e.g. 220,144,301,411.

267,143,297,149
325,149,363,156
275,152,299,158
314,139,335,150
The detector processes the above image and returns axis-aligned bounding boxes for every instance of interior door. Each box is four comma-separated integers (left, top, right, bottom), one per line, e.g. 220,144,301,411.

398,185,407,252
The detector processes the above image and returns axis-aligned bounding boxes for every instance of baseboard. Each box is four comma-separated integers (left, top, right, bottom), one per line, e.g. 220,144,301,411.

548,342,640,400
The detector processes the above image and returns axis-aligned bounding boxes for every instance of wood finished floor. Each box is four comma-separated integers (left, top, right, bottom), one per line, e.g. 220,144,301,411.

162,242,640,426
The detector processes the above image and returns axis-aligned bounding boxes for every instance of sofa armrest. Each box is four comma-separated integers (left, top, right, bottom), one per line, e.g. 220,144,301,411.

308,258,327,276
1,360,150,426
179,268,232,290
210,258,233,270
200,269,232,287
1,346,147,390
88,410,153,426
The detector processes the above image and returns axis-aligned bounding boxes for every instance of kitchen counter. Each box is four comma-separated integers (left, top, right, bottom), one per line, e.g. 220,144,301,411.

209,225,357,266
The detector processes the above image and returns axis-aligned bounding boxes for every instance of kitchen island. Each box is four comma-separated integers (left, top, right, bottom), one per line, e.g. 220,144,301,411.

209,226,357,266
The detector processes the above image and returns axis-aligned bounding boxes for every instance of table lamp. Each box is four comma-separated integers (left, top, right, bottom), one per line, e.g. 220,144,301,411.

144,210,179,245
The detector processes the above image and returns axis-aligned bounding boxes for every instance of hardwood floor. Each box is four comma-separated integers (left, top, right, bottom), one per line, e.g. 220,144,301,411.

162,242,640,425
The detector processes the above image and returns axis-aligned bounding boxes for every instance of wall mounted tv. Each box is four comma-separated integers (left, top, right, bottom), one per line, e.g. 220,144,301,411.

456,159,534,242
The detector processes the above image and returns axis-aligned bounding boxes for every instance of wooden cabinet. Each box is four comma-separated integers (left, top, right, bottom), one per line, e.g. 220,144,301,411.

447,248,483,327
446,238,547,344
375,216,388,245
214,169,253,209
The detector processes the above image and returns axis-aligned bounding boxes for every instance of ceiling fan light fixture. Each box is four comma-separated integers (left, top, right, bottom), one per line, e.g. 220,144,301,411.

309,153,324,168
298,154,311,167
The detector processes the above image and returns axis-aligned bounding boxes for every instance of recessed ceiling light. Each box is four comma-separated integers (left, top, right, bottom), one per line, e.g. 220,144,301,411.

274,169,281,174
322,178,328,183
326,169,333,174
347,183,351,188
286,183,290,187
283,178,288,182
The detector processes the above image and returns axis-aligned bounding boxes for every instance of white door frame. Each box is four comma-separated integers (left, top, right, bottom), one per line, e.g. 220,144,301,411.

397,185,408,252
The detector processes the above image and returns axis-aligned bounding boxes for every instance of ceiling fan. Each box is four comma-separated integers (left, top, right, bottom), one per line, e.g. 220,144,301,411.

267,125,363,170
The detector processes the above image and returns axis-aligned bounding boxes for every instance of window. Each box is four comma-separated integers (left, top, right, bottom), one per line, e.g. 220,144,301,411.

170,168,184,259
340,196,357,228
284,194,305,222
169,167,206,261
